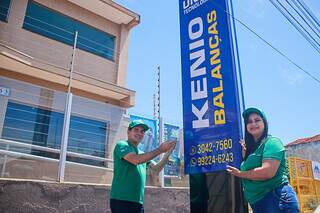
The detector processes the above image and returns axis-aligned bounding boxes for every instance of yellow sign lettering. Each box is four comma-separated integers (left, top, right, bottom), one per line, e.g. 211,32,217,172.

214,109,226,124
213,92,224,108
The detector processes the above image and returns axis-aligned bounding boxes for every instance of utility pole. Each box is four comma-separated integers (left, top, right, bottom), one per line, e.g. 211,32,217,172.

156,66,160,123
154,65,161,143
155,65,165,187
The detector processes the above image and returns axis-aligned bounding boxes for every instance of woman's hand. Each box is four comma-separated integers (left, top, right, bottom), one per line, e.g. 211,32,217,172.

240,139,246,159
227,159,280,180
226,165,243,178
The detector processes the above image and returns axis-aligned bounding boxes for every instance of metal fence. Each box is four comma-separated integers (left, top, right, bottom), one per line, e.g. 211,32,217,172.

0,76,126,184
288,157,320,213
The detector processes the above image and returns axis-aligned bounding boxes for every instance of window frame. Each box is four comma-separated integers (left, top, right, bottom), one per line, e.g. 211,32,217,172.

0,0,12,22
22,0,116,61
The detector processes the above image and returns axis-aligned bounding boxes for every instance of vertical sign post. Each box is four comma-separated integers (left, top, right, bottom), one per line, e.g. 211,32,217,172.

179,1,247,212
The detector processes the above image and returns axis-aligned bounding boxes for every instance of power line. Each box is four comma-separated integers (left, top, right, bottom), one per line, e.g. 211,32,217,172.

211,1,320,85
285,0,320,40
269,0,320,54
291,0,320,35
295,0,320,29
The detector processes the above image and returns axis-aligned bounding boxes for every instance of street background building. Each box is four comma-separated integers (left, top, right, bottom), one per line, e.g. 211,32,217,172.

286,134,320,162
0,1,189,212
285,134,320,212
0,0,141,184
1,0,319,212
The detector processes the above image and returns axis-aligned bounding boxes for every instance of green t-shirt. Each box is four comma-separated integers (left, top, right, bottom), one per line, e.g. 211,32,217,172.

240,136,289,204
110,140,149,204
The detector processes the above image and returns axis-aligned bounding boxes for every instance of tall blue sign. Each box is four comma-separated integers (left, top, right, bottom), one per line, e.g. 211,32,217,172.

179,0,242,174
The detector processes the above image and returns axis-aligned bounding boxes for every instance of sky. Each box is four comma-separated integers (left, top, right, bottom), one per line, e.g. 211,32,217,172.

115,0,320,144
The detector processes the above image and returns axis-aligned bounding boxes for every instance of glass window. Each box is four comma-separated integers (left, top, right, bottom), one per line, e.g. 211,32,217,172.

67,115,108,166
23,0,115,60
0,0,11,22
1,101,108,166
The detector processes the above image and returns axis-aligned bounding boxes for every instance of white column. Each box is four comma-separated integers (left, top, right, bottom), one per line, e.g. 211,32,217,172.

0,92,9,137
0,91,9,177
57,93,73,182
57,31,78,182
117,25,130,86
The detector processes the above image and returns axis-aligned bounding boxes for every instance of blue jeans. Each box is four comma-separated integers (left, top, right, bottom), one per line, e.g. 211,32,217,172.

251,183,300,213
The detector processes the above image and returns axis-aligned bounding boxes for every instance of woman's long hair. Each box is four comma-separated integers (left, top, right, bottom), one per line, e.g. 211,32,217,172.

243,114,269,160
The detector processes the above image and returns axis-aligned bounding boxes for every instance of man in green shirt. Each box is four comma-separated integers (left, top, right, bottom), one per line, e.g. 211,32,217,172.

110,120,176,213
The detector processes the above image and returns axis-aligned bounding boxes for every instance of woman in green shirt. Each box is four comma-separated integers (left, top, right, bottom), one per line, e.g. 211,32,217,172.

227,107,299,213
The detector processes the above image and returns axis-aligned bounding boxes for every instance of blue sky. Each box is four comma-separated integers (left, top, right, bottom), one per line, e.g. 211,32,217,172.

115,0,320,144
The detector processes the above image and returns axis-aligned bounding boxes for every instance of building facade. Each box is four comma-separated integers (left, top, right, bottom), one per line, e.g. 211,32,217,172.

0,0,140,184
285,134,320,162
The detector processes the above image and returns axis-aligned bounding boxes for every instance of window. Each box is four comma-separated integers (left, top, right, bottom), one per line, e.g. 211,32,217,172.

23,0,115,60
0,0,11,22
67,114,108,166
2,101,109,166
1,102,63,149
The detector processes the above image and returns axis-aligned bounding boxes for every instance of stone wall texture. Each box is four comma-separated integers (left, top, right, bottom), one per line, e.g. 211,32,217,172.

0,180,190,213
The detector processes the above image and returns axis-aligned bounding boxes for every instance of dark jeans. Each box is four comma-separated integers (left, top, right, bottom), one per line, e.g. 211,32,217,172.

110,199,144,213
251,183,300,213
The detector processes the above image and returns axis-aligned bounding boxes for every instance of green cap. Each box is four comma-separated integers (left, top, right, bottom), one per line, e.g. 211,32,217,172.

242,107,267,120
128,120,149,132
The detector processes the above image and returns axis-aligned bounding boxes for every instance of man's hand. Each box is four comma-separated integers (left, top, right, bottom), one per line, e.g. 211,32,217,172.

149,140,176,174
159,140,176,153
123,141,176,166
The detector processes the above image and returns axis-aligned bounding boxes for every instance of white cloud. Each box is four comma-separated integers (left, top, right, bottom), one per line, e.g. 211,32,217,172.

281,67,303,85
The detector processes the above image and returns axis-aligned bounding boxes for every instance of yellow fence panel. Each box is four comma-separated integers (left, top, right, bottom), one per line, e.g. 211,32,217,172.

288,157,320,213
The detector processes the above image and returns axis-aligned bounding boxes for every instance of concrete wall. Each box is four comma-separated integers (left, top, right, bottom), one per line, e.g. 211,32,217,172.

286,141,320,162
0,179,190,213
